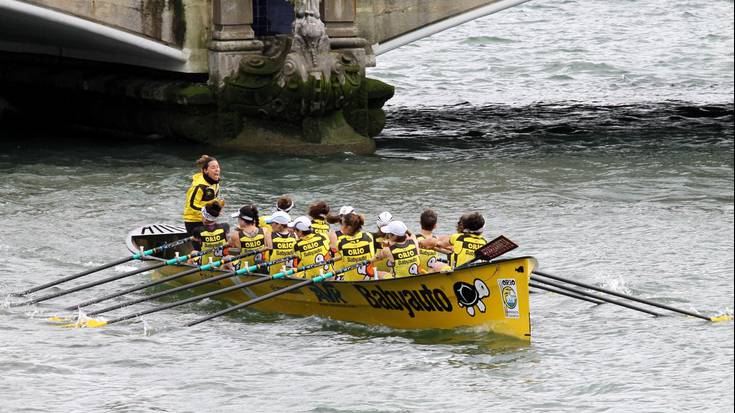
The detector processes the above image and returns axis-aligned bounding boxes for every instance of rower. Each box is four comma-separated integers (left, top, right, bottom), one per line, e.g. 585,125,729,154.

259,195,295,230
334,213,375,281
308,201,333,235
338,205,355,220
371,211,393,274
415,209,451,272
289,216,334,279
436,212,488,268
267,211,297,275
229,204,272,268
308,200,338,248
329,205,355,247
189,200,229,267
373,220,421,278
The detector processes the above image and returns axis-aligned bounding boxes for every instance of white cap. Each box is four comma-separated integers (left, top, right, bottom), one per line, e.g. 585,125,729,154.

381,220,408,237
288,215,312,232
271,211,291,225
339,205,355,216
376,211,393,228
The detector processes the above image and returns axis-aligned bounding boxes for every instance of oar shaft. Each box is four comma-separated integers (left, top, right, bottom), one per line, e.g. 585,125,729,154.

530,276,661,317
90,268,238,316
103,257,338,326
88,255,290,316
529,281,604,305
10,236,193,297
186,278,313,327
67,248,232,310
533,270,709,321
12,261,168,307
185,259,363,327
105,275,261,325
11,256,133,297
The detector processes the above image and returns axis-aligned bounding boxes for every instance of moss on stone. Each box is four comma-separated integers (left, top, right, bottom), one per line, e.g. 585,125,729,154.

365,77,395,108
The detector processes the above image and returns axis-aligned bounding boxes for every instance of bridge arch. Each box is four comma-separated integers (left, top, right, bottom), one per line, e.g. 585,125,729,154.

356,0,531,56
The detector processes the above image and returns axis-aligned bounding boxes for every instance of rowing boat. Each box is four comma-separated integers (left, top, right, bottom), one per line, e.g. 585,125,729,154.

127,224,536,341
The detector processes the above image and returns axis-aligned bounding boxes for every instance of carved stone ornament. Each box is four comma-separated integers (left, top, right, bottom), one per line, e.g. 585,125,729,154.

289,0,330,68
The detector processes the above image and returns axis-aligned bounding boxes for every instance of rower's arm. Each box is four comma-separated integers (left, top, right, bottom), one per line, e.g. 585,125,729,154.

228,230,241,249
373,246,392,262
434,234,452,251
328,230,338,251
263,228,274,250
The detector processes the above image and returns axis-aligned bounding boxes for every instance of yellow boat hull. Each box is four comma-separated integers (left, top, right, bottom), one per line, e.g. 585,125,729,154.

151,257,536,341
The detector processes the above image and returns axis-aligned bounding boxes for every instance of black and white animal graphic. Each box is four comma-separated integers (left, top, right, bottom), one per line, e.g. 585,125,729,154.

453,279,490,316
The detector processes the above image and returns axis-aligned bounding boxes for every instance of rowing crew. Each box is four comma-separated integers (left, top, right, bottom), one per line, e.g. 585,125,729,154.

187,198,488,281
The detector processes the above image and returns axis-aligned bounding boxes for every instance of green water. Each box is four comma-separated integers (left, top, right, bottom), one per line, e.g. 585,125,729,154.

1,0,734,410
0,124,732,411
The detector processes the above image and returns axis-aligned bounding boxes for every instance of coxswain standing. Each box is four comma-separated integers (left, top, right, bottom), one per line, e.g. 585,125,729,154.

229,204,272,269
267,211,297,275
183,155,221,237
289,216,334,279
373,220,421,278
333,213,375,281
189,200,230,267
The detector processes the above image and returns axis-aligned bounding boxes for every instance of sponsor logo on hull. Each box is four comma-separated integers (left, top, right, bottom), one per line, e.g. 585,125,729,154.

498,278,519,318
354,284,453,318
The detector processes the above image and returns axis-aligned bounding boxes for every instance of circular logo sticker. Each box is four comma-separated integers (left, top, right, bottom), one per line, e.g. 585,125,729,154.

502,286,518,309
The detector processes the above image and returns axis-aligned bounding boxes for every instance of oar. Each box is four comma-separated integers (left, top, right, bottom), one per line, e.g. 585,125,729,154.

186,259,367,327
84,254,296,316
71,257,342,328
533,270,732,322
528,281,605,305
454,235,519,269
63,249,262,311
529,278,660,316
10,236,193,297
12,246,219,307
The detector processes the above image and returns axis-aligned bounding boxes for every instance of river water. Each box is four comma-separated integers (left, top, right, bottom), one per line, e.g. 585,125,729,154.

1,0,733,412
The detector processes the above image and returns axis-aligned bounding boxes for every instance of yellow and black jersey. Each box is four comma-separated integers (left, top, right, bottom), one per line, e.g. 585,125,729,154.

183,173,221,223
235,227,267,267
449,233,487,268
294,232,332,279
334,230,350,245
311,218,330,236
336,231,374,281
416,233,441,273
371,232,391,273
269,231,297,275
258,215,274,233
192,223,230,266
389,240,421,278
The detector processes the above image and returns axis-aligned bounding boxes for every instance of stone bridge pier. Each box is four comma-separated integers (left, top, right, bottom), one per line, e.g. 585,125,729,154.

203,0,389,154
0,0,528,154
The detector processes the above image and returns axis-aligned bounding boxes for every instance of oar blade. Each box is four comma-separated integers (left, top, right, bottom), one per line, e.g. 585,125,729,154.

475,235,519,261
710,314,733,322
59,318,109,329
47,315,72,323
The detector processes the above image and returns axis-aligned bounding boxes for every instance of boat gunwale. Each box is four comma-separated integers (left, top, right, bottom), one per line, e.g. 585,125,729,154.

126,227,537,285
